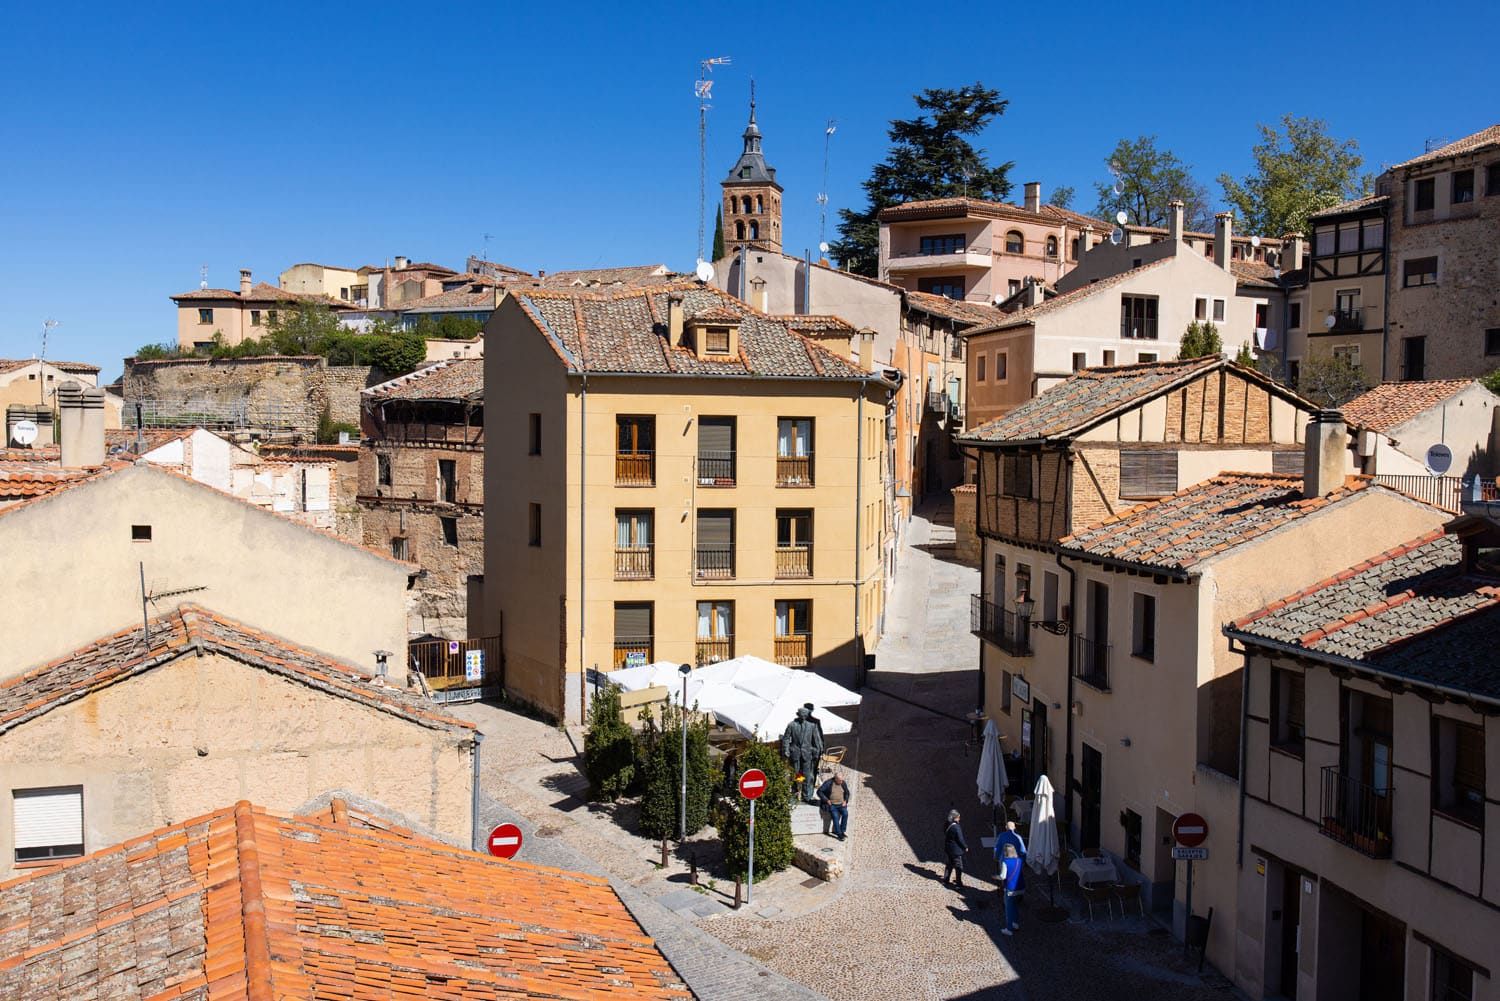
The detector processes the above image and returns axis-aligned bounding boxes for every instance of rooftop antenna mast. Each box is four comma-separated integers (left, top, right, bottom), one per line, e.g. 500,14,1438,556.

38,319,58,405
199,264,209,290
817,120,837,253
695,55,732,265
138,561,208,647
482,232,494,264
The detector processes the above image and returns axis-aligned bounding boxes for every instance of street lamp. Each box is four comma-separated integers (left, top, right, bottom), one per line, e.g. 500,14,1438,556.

1015,590,1070,636
679,663,692,841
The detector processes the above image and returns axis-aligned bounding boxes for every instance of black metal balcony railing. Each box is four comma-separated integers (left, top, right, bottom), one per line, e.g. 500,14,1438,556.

1319,766,1393,858
926,390,950,414
697,450,736,485
1329,307,1364,332
614,547,653,580
1073,635,1110,691
694,545,735,579
969,595,1031,656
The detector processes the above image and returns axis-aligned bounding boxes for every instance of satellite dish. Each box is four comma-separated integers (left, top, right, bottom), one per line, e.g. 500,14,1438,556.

1250,235,1262,248
818,241,830,255
1111,180,1125,196
1115,210,1129,226
11,419,38,447
694,260,715,283
1109,227,1124,246
1425,443,1453,477
1323,314,1337,329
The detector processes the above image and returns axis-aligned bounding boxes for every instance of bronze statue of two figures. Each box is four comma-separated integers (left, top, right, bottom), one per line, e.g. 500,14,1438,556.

780,706,824,803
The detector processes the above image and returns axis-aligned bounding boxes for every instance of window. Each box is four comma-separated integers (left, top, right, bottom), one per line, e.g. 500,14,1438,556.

377,453,392,486
774,599,812,667
1270,668,1305,754
1071,352,1087,371
1289,302,1302,329
777,418,813,486
1001,670,1013,714
1042,572,1059,623
1414,177,1435,212
440,516,458,547
1120,295,1159,339
1404,256,1438,287
1314,226,1335,256
1332,344,1360,368
1433,949,1476,1001
991,553,1006,603
250,310,262,326
703,326,732,354
756,195,763,214
197,308,213,325
1486,329,1500,356
1001,454,1034,499
1137,352,1158,363
1194,297,1208,321
697,416,735,485
734,220,745,239
1255,303,1269,328
977,355,987,382
1403,336,1427,381
1452,169,1475,204
1100,350,1115,366
917,276,965,299
528,503,541,546
1131,593,1156,661
695,509,735,578
1007,279,1021,297
1433,716,1485,828
616,415,655,485
614,510,653,579
1005,231,1024,254
438,459,457,503
528,413,541,455
613,602,653,668
696,601,734,665
919,233,965,255
391,536,409,560
1122,808,1142,870
741,196,752,213
1212,298,1226,323
131,524,152,541
1488,162,1500,197
1338,221,1361,254
13,786,83,863
1045,235,1058,257
994,352,1007,380
1119,450,1177,498
1364,218,1384,248
776,509,813,578
749,220,759,240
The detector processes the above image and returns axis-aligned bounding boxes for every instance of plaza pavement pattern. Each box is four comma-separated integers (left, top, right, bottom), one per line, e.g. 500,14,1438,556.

450,503,1231,1000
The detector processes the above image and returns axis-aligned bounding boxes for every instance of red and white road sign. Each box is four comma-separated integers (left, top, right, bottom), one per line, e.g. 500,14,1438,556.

739,768,768,800
1172,813,1209,848
487,823,524,859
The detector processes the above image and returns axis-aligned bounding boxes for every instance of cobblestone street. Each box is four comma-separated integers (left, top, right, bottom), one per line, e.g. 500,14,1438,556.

450,504,1234,1000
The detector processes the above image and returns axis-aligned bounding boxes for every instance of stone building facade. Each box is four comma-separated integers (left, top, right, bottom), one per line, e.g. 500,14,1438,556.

359,360,484,639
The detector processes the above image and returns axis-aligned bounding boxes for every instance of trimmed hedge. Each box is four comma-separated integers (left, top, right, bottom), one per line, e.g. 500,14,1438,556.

717,741,794,881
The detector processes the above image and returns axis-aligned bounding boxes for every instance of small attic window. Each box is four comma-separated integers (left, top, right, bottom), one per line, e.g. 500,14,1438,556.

705,327,732,354
132,525,152,541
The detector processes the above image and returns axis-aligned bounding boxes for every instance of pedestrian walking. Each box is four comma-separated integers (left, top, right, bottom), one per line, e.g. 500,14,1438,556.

818,771,851,841
998,843,1023,935
994,820,1026,866
942,809,969,888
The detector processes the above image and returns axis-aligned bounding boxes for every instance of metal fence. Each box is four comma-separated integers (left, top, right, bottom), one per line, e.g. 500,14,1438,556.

1373,475,1497,514
125,398,309,430
408,634,503,703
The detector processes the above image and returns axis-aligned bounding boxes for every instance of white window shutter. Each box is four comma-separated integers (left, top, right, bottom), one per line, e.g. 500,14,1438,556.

14,787,82,849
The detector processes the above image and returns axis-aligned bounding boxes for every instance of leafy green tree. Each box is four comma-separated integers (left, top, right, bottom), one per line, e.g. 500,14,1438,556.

1482,369,1500,396
364,330,427,375
712,205,726,262
1094,136,1212,231
1047,186,1075,210
1178,320,1223,359
134,342,188,360
1297,355,1370,408
264,303,346,355
1234,342,1255,366
831,83,1014,276
1218,115,1368,236
411,315,485,341
638,704,717,840
315,406,360,445
583,686,638,801
718,741,794,880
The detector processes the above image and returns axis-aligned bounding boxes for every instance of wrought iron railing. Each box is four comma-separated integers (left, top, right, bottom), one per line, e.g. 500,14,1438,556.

775,545,813,579
695,545,735,579
926,390,950,414
1073,635,1110,690
1329,307,1364,332
969,595,1030,656
776,455,813,486
774,635,810,667
696,636,733,666
1319,766,1392,858
615,450,654,486
614,547,653,580
697,450,736,486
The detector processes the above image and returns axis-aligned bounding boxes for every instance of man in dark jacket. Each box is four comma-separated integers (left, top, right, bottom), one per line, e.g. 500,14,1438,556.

943,809,969,888
818,772,851,840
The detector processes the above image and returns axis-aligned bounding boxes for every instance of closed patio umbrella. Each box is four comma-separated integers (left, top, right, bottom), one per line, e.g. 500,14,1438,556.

1028,774,1067,922
976,719,1008,811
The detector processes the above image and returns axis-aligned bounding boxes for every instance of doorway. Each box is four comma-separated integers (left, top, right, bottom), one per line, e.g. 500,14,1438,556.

1080,744,1103,854
1029,701,1049,790
1277,867,1302,999
1152,808,1177,915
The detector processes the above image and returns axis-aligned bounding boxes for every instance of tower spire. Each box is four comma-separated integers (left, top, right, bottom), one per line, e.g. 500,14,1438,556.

749,79,756,125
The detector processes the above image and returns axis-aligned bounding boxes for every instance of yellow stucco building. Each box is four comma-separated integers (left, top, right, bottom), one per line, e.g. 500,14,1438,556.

478,283,893,722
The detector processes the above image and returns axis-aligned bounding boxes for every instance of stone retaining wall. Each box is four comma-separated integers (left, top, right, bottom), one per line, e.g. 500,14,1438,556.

123,356,380,436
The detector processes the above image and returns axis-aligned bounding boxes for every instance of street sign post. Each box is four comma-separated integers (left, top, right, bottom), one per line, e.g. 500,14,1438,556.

1172,812,1209,951
739,769,766,904
487,823,523,859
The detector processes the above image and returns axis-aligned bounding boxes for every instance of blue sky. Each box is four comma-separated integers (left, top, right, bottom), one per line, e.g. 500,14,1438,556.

1,0,1493,379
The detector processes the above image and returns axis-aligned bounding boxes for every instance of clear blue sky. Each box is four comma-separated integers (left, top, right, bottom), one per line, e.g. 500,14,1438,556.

1,0,1492,380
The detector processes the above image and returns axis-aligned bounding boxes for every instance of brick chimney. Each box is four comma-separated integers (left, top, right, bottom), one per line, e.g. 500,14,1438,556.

1168,200,1185,244
1079,224,1094,260
1024,182,1041,214
1213,213,1233,270
1021,276,1046,308
667,292,685,344
1303,410,1348,497
239,269,252,297
57,381,106,467
1281,233,1304,272
394,256,410,270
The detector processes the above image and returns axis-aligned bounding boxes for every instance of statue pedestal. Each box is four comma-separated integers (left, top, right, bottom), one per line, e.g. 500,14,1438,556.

790,803,826,836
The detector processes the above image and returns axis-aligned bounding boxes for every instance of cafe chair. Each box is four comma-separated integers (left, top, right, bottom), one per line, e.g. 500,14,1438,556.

1081,883,1117,921
1112,881,1144,917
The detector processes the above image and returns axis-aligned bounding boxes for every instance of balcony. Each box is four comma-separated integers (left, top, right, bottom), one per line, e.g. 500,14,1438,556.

1073,635,1110,691
1328,307,1364,332
697,450,736,486
775,545,813,579
926,390,951,414
774,634,810,667
776,454,814,487
696,636,733,666
886,247,992,274
969,595,1031,656
1319,767,1393,858
695,545,735,579
614,547,653,580
612,638,653,669
615,450,654,486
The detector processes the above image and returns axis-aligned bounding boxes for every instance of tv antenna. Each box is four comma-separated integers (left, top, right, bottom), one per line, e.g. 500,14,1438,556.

482,232,494,263
199,264,209,290
138,561,208,646
695,55,732,264
817,119,837,250
38,319,58,404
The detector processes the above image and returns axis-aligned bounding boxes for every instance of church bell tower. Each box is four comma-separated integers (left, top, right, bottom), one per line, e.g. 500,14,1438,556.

721,84,783,254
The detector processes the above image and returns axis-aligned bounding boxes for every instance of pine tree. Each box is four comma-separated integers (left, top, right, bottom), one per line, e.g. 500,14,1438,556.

1234,342,1255,367
712,205,726,262
718,742,794,881
638,704,717,839
583,686,637,801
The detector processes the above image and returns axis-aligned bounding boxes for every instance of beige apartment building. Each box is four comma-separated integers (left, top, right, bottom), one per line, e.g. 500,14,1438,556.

878,184,1107,303
279,261,363,302
1225,511,1500,1000
170,269,354,350
478,283,892,722
1287,195,1389,385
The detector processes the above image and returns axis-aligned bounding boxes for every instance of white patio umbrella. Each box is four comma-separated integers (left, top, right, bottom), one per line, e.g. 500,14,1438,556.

976,719,1008,808
605,661,691,692
731,663,863,709
709,692,854,741
1028,774,1068,921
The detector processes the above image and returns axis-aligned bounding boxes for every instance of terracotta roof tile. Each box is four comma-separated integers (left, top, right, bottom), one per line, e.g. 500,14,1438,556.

1307,194,1389,220
364,359,483,402
395,286,498,313
904,291,1010,328
1339,379,1480,433
170,283,354,310
0,358,100,375
1231,259,1282,289
977,257,1176,331
1392,124,1500,169
878,196,1111,231
0,802,687,1000
535,264,675,288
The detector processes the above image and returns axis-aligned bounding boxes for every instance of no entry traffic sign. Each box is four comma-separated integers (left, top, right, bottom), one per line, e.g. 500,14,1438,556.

1173,813,1209,848
739,768,767,800
487,823,523,859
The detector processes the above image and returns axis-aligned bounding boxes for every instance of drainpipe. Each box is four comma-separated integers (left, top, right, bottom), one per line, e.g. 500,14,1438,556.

577,373,588,724
1056,448,1078,845
470,730,485,851
1233,640,1250,871
854,382,864,685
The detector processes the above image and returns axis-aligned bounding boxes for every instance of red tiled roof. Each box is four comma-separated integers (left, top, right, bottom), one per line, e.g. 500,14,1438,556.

170,282,354,310
1307,194,1389,220
536,264,675,288
1339,379,1479,433
878,196,1111,231
365,358,483,402
1231,259,1282,289
0,358,100,375
0,801,689,1000
0,465,102,504
0,603,472,735
1392,124,1500,170
904,291,1010,328
978,258,1175,332
397,286,499,313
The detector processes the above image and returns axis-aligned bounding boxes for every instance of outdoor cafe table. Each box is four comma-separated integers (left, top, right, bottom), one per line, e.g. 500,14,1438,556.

1068,856,1119,886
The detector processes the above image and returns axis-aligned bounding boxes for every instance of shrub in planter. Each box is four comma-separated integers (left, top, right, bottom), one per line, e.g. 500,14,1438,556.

583,686,637,801
638,704,717,839
718,741,794,881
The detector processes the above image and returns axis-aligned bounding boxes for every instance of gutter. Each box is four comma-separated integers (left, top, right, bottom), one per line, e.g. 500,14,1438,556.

1057,450,1078,844
854,385,864,686
1052,548,1194,583
577,373,589,724
471,730,485,851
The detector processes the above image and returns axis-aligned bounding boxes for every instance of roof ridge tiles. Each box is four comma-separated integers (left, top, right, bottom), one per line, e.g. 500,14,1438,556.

233,801,275,1001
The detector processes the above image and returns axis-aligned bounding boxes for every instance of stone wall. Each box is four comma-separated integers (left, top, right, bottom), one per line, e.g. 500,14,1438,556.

123,356,379,436
951,484,979,567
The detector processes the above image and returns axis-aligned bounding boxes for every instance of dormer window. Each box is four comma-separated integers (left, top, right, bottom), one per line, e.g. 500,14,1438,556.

704,327,732,354
686,316,740,361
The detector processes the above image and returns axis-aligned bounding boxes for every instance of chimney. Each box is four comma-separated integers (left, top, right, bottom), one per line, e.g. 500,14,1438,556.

57,381,106,467
667,292,685,344
1022,276,1046,308
395,255,410,270
1168,200,1185,244
1079,224,1094,260
1282,233,1304,272
1024,182,1041,214
1302,410,1349,497
239,269,252,297
1214,213,1233,270
749,276,769,313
